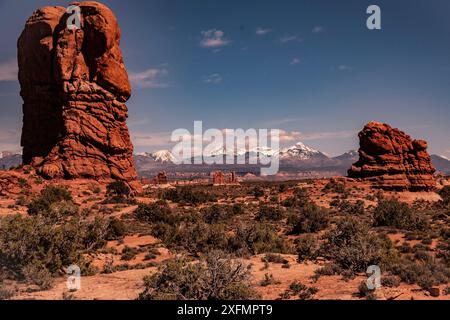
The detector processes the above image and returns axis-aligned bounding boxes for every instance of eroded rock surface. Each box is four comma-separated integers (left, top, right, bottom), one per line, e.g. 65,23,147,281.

348,122,436,191
18,2,140,192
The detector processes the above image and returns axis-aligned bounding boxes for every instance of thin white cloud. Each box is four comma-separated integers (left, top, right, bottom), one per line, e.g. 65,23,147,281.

280,34,303,44
336,65,353,72
256,27,272,36
203,73,223,84
290,58,301,65
200,29,231,48
132,131,173,148
0,59,18,82
312,26,325,34
129,67,169,89
277,130,356,143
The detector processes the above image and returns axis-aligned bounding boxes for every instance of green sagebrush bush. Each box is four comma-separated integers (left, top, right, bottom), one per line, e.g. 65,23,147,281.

138,251,259,300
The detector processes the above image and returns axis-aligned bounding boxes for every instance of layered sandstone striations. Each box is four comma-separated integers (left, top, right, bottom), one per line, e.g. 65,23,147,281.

18,2,140,192
348,122,436,191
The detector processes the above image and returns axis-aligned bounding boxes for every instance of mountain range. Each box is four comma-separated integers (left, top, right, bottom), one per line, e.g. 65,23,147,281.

2,145,450,177
134,143,450,177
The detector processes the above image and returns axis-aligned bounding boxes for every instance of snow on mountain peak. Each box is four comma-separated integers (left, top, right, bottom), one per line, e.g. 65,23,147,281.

137,150,176,163
280,141,323,160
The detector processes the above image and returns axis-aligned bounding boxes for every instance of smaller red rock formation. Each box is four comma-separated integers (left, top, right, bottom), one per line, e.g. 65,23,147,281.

348,122,436,191
155,172,168,185
141,172,168,185
212,171,239,185
212,171,225,185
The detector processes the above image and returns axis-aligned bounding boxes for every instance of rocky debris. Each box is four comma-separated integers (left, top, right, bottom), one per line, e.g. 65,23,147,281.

348,122,436,191
18,2,140,192
428,287,440,298
0,171,28,195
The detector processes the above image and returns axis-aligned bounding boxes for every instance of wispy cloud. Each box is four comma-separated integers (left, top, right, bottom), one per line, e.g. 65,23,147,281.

129,66,169,89
290,57,301,66
203,73,223,84
0,59,18,82
280,34,303,44
200,29,231,48
334,65,353,72
132,131,173,148
256,27,272,36
312,26,325,34
277,130,356,143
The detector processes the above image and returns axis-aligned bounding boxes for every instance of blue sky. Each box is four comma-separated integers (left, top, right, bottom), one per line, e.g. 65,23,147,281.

0,0,449,156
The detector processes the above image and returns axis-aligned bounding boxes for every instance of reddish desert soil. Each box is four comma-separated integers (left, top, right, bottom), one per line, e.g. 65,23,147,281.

2,171,449,301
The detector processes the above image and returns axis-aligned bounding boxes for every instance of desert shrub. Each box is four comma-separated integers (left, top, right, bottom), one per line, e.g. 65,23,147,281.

358,281,377,300
229,222,291,256
161,187,216,205
279,281,318,300
296,235,319,262
282,188,311,208
279,184,288,193
107,181,130,198
313,263,342,279
374,198,428,231
0,214,107,288
390,254,450,290
252,187,265,199
0,285,14,300
155,220,228,255
323,181,346,194
333,200,365,215
138,251,259,300
27,186,78,220
135,202,178,224
105,181,133,204
259,273,280,287
321,218,399,274
382,275,401,288
256,205,284,222
262,254,288,264
105,217,127,241
15,195,28,206
439,186,450,207
121,246,139,261
202,204,234,224
287,203,329,234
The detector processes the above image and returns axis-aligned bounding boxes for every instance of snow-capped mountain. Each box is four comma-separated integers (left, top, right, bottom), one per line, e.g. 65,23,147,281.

151,150,176,163
0,151,22,169
431,155,450,174
279,142,328,160
137,150,176,163
333,150,359,162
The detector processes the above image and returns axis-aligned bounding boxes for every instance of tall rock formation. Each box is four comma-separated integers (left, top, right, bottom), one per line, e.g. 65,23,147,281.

348,122,436,191
18,2,140,192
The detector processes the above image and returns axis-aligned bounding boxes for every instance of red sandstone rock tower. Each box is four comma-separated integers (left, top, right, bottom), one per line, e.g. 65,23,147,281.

348,122,436,191
18,2,140,192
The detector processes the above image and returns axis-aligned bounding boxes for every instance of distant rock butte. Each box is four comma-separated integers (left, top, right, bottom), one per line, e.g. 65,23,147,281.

18,2,141,192
348,122,436,191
